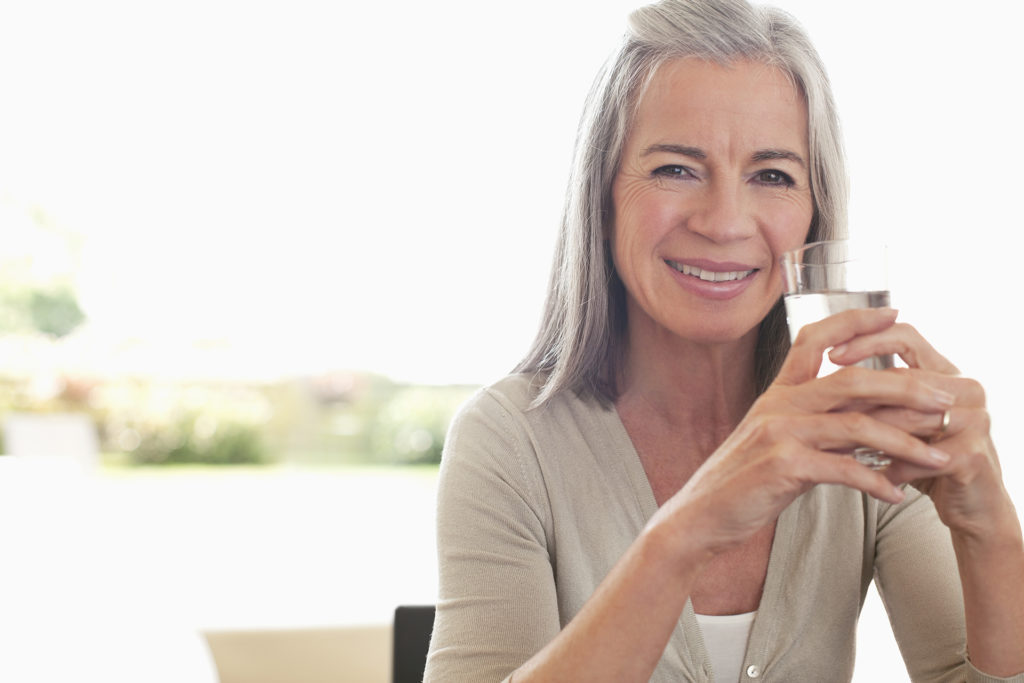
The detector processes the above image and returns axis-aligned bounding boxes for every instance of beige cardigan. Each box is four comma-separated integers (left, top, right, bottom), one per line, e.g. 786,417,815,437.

425,374,1023,682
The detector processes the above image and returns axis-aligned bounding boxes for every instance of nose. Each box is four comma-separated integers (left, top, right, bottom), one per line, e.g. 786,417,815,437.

685,181,757,244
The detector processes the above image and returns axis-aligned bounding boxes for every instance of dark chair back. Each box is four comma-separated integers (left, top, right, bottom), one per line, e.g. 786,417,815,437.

393,605,435,683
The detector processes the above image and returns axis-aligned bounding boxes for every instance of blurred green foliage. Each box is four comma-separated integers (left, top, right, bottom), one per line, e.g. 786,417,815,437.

0,286,85,338
27,288,86,338
0,205,476,466
369,385,474,464
92,379,272,465
127,415,269,465
0,371,476,466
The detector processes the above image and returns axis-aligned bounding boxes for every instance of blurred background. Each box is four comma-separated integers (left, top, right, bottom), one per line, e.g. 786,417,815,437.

0,0,1020,680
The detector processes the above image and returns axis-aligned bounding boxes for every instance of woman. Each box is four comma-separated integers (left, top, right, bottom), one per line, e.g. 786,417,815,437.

425,1,1024,680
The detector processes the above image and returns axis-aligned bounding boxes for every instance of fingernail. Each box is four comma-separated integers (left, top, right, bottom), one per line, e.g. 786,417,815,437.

890,486,906,503
830,343,848,358
927,448,951,465
933,390,956,407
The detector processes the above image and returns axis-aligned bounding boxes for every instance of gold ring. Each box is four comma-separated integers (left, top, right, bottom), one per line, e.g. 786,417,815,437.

932,409,952,442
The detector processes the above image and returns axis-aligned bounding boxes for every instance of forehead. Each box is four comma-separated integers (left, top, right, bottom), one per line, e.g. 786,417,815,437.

628,57,809,155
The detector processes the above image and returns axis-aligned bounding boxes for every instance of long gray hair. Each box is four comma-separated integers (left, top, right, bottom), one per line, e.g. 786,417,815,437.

514,0,847,406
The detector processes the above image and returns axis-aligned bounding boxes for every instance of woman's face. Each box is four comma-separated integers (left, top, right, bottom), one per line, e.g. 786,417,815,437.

611,58,814,348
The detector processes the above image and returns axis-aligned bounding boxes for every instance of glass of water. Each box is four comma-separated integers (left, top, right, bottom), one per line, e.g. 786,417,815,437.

780,239,894,470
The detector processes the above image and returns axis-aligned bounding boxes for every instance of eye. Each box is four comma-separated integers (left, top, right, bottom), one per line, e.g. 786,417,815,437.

652,165,697,179
755,169,795,186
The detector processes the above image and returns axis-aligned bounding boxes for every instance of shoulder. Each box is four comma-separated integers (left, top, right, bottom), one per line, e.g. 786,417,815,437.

441,374,546,474
443,372,613,478
449,373,594,439
445,374,538,445
437,376,558,534
478,372,546,415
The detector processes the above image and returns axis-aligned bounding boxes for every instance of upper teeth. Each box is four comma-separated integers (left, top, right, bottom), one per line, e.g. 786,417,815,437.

670,261,754,282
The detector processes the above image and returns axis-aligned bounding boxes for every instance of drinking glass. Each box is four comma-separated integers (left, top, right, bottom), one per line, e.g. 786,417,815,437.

780,239,894,469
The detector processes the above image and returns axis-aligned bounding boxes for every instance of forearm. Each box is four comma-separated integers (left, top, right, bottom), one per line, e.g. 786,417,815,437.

952,502,1024,677
513,521,708,683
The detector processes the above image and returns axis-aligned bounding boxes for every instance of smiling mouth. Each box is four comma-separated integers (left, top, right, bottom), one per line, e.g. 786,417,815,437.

666,260,757,282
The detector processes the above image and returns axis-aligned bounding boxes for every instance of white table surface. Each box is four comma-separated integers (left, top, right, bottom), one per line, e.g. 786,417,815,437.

0,456,220,683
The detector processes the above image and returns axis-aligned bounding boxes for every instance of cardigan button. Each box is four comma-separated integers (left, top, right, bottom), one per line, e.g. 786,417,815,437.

746,664,761,678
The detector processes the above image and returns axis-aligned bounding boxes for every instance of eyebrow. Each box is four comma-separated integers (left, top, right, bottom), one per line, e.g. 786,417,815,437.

751,149,807,167
641,144,706,159
641,144,806,168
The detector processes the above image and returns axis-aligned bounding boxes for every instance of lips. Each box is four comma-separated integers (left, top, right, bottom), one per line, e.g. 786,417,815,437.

662,259,760,301
665,260,757,283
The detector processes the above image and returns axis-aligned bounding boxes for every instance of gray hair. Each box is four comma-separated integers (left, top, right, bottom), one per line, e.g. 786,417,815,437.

515,0,848,406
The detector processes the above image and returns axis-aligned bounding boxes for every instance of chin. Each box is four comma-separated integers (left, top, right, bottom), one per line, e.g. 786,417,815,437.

672,320,760,347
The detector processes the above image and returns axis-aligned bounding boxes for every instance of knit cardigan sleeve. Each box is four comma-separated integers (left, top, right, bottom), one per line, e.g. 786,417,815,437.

873,487,1024,682
423,387,560,683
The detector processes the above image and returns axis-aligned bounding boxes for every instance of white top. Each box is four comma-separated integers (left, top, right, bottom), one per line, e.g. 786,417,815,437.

694,611,757,682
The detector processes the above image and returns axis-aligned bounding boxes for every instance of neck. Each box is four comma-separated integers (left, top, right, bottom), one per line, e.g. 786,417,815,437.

616,321,760,442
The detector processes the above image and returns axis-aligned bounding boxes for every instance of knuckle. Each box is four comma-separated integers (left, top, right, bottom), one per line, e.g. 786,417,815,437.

975,408,992,433
790,326,820,353
768,414,800,441
768,443,800,472
747,413,779,441
963,444,990,469
882,406,926,430
792,325,813,345
960,378,986,406
842,411,872,434
899,373,921,395
912,408,937,431
828,367,859,391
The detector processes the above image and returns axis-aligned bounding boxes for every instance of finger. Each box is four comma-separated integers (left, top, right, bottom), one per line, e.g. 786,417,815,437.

861,371,986,412
782,444,906,503
866,407,992,487
929,406,990,447
867,406,958,440
902,371,986,407
880,457,952,489
929,407,954,443
829,322,959,374
792,412,950,471
776,307,899,385
881,421,990,489
790,366,957,415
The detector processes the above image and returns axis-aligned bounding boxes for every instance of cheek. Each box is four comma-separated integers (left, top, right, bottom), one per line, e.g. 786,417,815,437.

763,195,814,255
611,183,646,255
611,200,675,289
613,181,677,244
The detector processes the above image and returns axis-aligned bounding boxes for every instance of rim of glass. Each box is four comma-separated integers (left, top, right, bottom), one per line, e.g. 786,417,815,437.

782,239,887,266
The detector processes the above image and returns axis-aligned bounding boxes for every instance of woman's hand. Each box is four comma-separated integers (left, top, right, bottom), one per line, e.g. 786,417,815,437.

825,314,1024,676
654,307,954,557
827,319,1018,540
